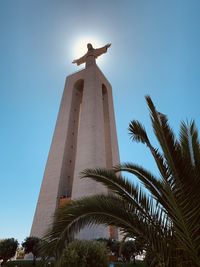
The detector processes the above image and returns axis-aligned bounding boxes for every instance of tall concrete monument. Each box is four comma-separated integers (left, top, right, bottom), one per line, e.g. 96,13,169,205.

31,43,120,240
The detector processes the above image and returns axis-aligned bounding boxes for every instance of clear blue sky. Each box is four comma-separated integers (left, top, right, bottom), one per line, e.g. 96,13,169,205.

1,0,200,243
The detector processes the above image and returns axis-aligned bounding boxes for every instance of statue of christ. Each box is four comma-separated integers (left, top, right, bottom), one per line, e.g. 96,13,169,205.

72,43,111,66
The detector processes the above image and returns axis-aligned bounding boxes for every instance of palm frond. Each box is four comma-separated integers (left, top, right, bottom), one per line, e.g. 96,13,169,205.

44,195,146,253
81,168,155,221
43,194,173,265
114,163,169,208
190,121,200,175
146,96,183,181
129,120,150,145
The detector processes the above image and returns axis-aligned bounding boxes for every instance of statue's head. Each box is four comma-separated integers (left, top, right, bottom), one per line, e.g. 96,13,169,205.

87,43,93,51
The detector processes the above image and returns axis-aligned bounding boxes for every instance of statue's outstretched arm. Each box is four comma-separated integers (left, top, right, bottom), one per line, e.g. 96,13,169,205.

72,54,87,66
94,43,111,58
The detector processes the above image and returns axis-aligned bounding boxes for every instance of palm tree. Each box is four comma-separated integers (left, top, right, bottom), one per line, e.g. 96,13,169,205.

43,96,200,267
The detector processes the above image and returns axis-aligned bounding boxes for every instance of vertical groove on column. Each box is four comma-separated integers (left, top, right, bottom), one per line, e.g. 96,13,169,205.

58,80,84,199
